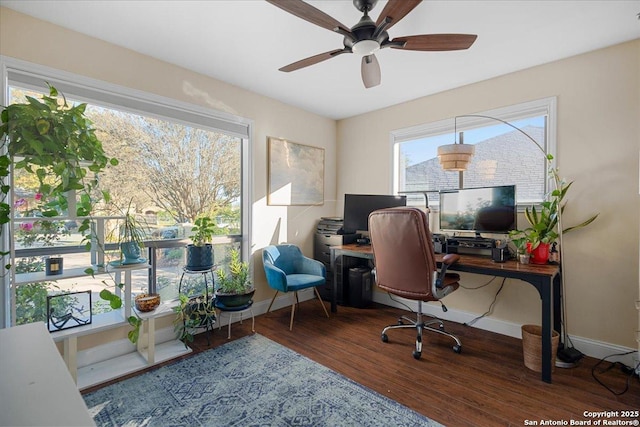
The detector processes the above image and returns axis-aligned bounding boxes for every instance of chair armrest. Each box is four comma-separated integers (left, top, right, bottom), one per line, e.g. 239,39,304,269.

432,253,460,298
298,256,326,278
263,262,289,292
438,253,460,282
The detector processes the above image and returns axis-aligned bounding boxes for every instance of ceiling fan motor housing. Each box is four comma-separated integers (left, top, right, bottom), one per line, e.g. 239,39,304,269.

353,0,378,13
346,14,389,55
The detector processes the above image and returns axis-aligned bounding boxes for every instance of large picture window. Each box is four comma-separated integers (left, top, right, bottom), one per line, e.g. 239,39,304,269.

392,98,556,209
1,58,251,327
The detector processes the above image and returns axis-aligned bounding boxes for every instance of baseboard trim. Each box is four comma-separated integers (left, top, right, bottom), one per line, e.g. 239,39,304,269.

79,289,637,369
372,291,638,367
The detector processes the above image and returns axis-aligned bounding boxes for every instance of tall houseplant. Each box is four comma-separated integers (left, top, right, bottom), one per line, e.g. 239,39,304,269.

510,166,598,264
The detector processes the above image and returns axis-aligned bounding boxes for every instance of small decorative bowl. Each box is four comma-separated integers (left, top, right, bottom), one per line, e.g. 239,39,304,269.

135,293,160,312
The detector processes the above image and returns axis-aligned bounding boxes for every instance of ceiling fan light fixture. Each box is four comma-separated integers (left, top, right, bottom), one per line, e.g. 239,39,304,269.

437,143,475,171
352,39,380,55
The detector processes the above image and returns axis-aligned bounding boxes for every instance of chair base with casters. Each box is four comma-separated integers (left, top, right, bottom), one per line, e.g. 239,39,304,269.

381,300,462,359
266,287,329,331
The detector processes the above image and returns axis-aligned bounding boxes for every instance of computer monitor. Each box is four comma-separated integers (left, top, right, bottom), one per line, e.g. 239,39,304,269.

439,185,516,234
343,194,407,234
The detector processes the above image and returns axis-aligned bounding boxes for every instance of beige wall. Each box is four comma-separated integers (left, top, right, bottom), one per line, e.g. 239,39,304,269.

337,39,640,348
0,7,338,347
2,6,639,350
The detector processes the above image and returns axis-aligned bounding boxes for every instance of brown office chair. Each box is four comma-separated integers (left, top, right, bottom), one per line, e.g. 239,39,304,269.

368,207,462,359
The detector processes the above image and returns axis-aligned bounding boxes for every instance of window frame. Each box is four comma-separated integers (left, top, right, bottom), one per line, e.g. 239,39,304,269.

390,97,557,207
0,55,253,328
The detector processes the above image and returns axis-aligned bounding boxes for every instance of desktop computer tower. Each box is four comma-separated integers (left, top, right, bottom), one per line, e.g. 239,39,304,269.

347,267,373,308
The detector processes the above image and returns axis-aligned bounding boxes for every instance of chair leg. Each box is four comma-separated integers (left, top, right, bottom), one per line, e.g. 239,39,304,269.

314,287,329,318
266,290,279,314
289,292,297,331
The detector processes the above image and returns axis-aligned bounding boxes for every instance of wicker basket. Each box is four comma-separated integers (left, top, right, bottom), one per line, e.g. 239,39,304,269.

135,293,160,312
521,324,559,372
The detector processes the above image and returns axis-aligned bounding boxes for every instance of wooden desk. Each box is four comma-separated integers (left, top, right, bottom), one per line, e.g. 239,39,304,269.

0,322,96,426
330,243,561,383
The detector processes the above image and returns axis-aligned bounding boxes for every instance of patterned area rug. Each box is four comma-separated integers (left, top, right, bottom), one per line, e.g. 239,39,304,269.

84,334,441,427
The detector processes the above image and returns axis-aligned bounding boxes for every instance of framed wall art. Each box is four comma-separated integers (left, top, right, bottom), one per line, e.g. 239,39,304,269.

268,137,324,206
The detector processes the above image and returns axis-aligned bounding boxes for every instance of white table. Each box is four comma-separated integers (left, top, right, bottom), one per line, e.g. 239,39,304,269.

0,322,96,426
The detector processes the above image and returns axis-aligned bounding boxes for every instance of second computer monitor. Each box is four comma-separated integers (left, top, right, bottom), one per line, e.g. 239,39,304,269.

343,194,407,234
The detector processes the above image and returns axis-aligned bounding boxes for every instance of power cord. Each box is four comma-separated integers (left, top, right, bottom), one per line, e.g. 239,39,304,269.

387,292,416,314
591,350,640,396
464,277,506,327
459,275,499,290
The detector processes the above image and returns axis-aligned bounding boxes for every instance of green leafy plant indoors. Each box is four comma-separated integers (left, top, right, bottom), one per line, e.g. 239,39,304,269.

93,280,142,344
0,83,119,249
173,293,216,347
509,154,598,252
189,216,216,247
216,248,251,294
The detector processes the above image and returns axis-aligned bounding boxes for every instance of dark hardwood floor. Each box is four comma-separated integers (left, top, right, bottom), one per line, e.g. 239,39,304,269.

85,300,640,426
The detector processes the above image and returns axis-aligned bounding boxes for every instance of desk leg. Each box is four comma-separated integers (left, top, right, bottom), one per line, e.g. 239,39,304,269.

540,281,553,383
330,249,338,313
553,273,562,343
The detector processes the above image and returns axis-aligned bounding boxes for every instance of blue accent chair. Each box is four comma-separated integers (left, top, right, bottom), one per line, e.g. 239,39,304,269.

263,244,330,330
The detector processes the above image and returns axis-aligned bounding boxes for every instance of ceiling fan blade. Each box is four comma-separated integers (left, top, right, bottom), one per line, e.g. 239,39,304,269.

376,0,422,30
390,34,478,51
361,54,381,89
267,0,350,33
280,49,348,72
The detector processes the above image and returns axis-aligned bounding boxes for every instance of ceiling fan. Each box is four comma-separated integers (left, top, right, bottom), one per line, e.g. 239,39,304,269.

266,0,478,88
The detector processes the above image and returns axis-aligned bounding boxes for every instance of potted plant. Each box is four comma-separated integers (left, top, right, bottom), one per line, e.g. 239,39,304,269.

510,174,597,264
215,248,254,307
110,200,147,265
510,235,530,264
185,216,216,271
0,84,118,247
173,292,216,347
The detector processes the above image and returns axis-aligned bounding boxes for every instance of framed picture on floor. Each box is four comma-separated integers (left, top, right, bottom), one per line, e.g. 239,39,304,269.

268,137,324,206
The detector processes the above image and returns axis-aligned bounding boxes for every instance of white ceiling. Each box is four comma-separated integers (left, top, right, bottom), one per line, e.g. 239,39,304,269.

2,0,639,120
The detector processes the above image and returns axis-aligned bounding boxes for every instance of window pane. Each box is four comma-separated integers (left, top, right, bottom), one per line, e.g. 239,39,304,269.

8,81,246,326
398,115,548,206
